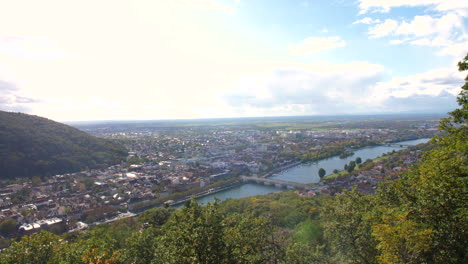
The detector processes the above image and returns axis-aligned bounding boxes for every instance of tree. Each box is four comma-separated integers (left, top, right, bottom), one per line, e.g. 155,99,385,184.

355,157,362,165
137,207,174,228
122,227,159,264
333,169,339,174
347,161,356,173
318,168,326,178
321,190,378,263
31,176,41,186
154,199,285,263
368,54,468,263
0,219,18,237
0,231,62,264
440,53,468,131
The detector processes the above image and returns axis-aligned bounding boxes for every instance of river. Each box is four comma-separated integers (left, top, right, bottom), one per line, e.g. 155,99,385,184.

177,138,430,207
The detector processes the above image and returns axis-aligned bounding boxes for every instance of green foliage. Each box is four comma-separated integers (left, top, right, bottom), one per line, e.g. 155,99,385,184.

82,206,118,223
369,132,468,263
355,156,362,164
440,53,468,130
282,243,327,264
318,168,326,178
321,190,378,264
0,218,18,237
220,191,319,228
154,199,286,264
302,139,377,162
293,219,322,245
347,160,356,173
122,227,160,264
137,207,175,228
0,237,10,249
0,111,127,179
0,231,61,264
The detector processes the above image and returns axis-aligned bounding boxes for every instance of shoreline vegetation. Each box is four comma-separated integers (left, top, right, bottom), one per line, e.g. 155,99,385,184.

128,137,429,213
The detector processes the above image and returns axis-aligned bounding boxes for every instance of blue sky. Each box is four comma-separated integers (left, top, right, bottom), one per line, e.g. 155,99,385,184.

0,0,467,121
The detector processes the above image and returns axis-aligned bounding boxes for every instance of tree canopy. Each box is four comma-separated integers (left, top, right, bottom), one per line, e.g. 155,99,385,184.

318,168,326,178
0,111,127,179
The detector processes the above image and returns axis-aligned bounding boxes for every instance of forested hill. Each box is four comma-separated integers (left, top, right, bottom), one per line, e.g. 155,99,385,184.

0,111,127,179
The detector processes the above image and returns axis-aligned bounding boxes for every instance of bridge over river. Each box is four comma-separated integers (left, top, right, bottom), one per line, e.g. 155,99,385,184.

380,143,415,148
241,176,313,190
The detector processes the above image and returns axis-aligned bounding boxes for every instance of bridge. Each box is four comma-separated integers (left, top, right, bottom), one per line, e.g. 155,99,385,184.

380,143,413,148
241,176,313,190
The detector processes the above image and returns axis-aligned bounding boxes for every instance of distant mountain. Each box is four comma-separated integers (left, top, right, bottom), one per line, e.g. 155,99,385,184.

0,111,127,179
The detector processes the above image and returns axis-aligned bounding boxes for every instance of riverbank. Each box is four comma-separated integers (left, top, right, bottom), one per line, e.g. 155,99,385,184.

72,138,431,232
260,161,302,178
167,181,242,206
142,138,431,210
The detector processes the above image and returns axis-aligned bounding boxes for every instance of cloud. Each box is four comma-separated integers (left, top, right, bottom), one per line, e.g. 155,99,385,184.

381,92,457,113
358,0,468,16
367,13,466,54
370,67,464,103
393,13,464,39
389,38,411,45
353,17,381,24
224,62,464,116
288,36,346,56
368,19,399,38
409,37,451,47
0,80,38,112
437,41,468,58
224,61,385,115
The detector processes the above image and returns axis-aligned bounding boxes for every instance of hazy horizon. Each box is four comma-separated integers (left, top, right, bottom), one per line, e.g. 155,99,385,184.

0,1,467,121
63,112,447,125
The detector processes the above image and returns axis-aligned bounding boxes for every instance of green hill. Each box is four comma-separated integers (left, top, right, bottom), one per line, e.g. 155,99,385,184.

0,111,127,179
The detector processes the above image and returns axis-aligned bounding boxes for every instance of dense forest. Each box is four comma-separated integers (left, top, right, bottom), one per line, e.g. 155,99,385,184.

0,55,466,263
0,111,127,179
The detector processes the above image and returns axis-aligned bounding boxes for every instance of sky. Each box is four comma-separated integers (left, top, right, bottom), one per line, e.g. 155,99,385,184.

0,0,467,121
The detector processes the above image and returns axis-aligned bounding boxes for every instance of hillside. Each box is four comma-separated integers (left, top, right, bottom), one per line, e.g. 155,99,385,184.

0,111,127,179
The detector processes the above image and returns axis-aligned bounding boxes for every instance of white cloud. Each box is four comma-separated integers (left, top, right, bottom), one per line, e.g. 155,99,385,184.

363,66,463,113
367,13,466,55
224,61,464,115
0,80,38,112
358,0,468,16
409,37,451,47
224,61,386,115
368,19,399,38
353,17,381,24
394,14,463,38
368,14,461,39
395,15,436,36
389,38,411,45
288,36,346,56
370,67,464,102
437,41,468,59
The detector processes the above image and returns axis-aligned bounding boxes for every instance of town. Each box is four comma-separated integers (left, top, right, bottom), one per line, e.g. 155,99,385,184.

0,116,439,245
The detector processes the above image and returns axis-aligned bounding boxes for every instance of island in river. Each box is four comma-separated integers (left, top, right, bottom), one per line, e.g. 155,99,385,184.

178,138,429,207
